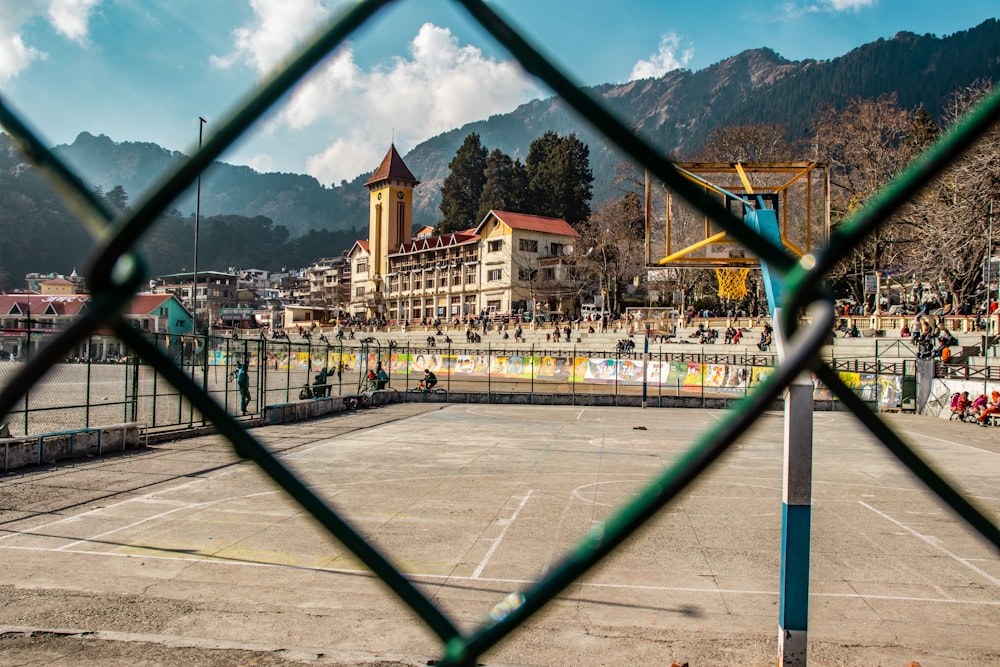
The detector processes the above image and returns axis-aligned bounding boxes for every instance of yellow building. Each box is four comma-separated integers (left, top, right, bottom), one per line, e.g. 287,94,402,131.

349,145,581,323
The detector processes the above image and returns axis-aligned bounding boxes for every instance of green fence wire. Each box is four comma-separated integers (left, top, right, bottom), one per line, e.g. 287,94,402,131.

2,1,999,664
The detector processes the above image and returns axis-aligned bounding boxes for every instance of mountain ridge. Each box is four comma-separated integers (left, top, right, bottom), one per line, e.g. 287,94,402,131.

19,19,1000,246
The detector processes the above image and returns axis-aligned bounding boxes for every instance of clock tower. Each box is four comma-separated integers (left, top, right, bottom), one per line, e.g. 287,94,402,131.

364,144,419,285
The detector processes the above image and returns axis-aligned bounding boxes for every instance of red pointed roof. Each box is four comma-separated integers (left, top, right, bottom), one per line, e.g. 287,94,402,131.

364,144,419,188
477,210,580,237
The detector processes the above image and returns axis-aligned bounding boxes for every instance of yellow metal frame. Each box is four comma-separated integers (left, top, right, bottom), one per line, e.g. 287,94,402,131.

654,162,829,269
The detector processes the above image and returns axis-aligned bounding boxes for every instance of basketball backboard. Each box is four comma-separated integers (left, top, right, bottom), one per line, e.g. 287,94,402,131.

646,162,830,269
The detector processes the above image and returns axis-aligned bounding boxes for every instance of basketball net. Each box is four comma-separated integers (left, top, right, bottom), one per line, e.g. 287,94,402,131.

715,267,750,300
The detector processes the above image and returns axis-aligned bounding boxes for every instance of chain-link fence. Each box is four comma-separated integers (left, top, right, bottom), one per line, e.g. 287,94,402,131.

1,1,999,665
2,327,922,436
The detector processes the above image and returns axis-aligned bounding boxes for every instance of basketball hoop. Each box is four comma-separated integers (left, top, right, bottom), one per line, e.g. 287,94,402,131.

715,267,750,300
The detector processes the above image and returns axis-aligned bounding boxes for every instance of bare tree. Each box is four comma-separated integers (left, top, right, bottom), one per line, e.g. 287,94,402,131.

693,123,797,162
898,80,1000,311
813,94,917,311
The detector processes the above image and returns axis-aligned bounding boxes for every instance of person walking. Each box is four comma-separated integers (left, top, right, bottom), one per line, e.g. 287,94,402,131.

236,361,251,415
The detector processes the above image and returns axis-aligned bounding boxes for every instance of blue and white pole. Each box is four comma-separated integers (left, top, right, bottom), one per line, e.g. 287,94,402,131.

749,205,813,666
775,307,813,665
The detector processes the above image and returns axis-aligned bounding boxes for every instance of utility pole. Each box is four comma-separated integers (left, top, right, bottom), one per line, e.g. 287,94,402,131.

193,116,206,333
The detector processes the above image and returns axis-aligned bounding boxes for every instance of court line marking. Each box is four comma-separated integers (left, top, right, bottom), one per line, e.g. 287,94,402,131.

3,544,999,608
0,476,213,544
897,429,999,456
858,501,1000,587
472,490,533,579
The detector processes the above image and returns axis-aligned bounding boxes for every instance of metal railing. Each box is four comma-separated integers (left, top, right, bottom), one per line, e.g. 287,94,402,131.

1,2,999,665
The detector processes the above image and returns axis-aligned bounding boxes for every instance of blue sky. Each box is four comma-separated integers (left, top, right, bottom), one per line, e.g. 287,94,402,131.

1,0,997,188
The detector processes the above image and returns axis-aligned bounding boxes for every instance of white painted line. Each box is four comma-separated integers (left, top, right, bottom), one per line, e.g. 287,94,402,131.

0,476,211,544
472,490,533,579
57,504,210,551
898,429,1000,456
5,544,1000,608
858,501,1000,587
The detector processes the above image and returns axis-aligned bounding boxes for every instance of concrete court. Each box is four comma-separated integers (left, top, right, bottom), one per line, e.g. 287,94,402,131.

0,402,998,666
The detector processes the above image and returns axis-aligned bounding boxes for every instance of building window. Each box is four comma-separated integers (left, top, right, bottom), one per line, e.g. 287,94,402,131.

487,269,502,282
518,268,532,281
357,260,368,274
466,273,476,284
413,278,422,289
550,242,563,256
355,286,365,297
518,239,538,252
488,240,503,252
439,276,447,287
543,268,555,280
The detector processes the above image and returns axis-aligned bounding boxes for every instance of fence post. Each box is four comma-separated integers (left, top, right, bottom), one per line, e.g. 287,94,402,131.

85,338,93,428
285,337,292,403
571,344,576,405
200,333,209,426
530,343,534,402
642,334,649,409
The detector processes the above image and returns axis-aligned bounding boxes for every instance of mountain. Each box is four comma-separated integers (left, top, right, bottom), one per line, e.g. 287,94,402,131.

52,131,368,239
402,19,1000,223
12,18,1000,273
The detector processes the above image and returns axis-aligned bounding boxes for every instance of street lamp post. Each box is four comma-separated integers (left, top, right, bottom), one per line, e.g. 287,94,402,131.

193,116,206,333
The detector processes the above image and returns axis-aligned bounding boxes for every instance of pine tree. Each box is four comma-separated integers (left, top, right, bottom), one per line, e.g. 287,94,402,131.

476,149,528,222
438,133,488,234
525,132,593,225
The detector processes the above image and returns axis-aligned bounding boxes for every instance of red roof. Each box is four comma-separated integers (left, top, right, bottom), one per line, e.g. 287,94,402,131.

124,294,176,316
0,294,89,317
479,210,580,237
364,144,419,187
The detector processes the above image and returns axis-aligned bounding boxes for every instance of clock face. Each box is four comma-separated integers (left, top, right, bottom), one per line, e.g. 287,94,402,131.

397,191,405,199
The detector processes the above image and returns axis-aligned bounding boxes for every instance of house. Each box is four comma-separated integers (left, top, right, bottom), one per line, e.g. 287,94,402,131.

125,294,193,336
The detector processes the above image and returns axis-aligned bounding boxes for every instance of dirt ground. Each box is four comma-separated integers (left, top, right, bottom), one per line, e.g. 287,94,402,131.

1,403,998,666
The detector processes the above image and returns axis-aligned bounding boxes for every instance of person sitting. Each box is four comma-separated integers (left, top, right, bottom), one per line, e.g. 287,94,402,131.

422,368,438,390
977,390,1000,426
732,328,743,344
971,393,989,417
951,391,972,420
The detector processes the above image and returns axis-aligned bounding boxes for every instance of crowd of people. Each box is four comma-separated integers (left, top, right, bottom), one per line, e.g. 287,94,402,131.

950,390,1000,426
902,318,957,361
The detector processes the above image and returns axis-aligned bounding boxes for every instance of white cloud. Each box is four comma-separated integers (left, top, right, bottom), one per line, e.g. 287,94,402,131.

215,5,542,185
629,32,694,81
824,0,875,10
210,0,329,74
0,0,98,82
46,0,100,42
779,0,876,18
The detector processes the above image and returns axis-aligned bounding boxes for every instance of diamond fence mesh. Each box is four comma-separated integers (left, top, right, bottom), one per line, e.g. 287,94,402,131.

1,1,999,665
